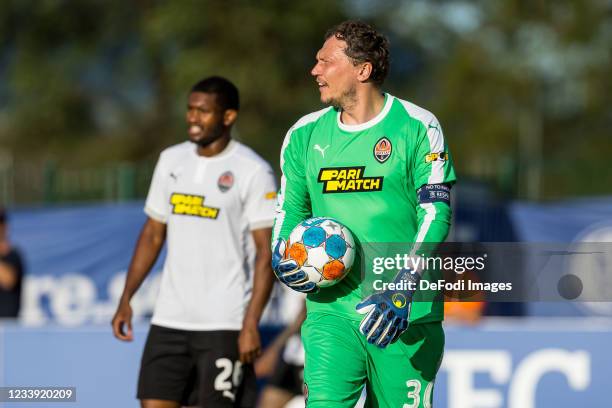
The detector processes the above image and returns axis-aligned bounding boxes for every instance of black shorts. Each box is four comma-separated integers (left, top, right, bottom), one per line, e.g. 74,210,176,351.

137,325,257,407
267,353,304,396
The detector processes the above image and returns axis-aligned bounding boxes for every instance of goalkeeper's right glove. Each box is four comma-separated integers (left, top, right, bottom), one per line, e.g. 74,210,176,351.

272,239,318,293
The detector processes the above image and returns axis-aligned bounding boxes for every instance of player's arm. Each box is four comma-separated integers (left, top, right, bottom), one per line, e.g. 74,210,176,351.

408,115,456,266
239,227,274,363
112,152,169,341
112,217,166,341
254,302,306,377
0,256,19,290
238,162,278,362
272,125,316,293
357,116,456,348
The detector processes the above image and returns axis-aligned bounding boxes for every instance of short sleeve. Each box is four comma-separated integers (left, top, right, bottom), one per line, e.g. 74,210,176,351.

243,163,277,230
144,155,170,223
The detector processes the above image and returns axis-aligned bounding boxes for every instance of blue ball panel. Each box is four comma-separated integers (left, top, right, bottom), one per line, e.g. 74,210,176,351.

325,234,347,259
302,226,326,248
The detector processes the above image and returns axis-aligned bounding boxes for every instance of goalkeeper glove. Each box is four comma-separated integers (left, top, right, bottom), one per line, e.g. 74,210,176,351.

272,239,318,293
356,268,419,348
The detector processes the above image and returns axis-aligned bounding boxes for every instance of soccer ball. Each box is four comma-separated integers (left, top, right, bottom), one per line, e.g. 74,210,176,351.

284,217,356,288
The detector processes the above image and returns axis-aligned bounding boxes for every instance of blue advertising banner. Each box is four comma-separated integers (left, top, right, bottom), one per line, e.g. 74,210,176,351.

9,202,163,325
0,320,608,408
7,202,298,326
509,197,612,317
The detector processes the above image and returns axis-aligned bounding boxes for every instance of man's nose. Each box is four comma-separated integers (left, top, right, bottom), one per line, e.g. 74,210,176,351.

311,62,321,77
186,110,197,122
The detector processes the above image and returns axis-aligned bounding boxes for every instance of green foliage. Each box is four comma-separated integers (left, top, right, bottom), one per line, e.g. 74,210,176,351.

0,0,610,203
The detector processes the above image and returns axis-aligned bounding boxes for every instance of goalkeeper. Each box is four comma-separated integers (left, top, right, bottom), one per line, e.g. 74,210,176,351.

272,21,455,407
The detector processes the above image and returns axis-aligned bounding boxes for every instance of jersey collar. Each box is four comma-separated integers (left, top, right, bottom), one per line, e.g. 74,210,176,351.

336,93,393,132
192,139,238,161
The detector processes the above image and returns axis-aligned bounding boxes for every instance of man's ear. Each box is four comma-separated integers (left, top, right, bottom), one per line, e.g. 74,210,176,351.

223,109,238,127
356,62,373,83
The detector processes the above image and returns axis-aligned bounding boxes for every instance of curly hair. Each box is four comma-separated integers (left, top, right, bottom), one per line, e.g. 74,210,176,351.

325,20,390,86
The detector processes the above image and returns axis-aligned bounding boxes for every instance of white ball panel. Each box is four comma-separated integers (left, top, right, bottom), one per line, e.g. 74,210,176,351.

306,246,329,270
302,265,323,283
289,224,307,244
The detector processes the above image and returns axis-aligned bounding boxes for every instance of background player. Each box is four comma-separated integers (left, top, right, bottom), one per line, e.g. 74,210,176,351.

255,294,306,408
0,208,25,318
112,76,277,408
272,21,456,407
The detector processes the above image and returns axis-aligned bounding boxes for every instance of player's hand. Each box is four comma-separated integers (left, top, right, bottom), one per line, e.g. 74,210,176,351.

111,299,134,341
238,323,261,363
272,239,318,293
356,269,419,348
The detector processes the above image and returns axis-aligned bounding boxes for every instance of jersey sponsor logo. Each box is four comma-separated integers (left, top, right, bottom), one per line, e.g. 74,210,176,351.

317,166,383,193
425,152,447,163
217,171,234,192
265,191,277,200
170,193,220,219
313,144,330,158
373,137,392,163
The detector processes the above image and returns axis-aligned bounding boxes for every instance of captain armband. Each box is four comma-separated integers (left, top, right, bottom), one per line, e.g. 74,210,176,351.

416,183,451,205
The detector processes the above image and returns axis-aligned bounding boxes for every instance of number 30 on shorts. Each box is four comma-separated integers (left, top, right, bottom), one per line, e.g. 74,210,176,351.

403,379,434,408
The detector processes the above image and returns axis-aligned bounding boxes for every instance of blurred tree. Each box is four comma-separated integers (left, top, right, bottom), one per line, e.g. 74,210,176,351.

0,0,346,169
357,0,612,199
0,0,610,203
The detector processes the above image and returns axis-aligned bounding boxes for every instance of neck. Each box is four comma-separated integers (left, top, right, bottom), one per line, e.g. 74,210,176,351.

197,134,231,157
340,87,385,126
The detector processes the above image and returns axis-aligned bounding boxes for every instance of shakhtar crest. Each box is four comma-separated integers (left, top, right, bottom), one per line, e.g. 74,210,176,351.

373,137,392,163
217,171,234,192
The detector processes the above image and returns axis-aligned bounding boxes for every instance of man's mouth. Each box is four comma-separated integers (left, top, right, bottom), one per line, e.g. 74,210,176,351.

316,79,328,89
188,125,203,136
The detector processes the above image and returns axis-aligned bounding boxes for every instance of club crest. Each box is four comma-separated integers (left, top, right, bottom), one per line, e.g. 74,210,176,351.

217,171,234,192
373,137,392,163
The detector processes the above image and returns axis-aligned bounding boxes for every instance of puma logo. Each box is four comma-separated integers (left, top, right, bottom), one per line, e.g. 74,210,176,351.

313,144,330,158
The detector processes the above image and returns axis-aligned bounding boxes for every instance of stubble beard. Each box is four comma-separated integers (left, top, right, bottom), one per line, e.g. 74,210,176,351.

191,122,226,148
327,86,357,111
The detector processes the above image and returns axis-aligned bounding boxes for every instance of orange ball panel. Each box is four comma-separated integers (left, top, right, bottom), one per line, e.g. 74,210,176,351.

288,242,308,266
322,260,345,280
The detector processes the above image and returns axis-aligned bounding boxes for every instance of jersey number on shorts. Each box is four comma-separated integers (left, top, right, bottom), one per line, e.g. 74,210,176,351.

403,379,434,408
214,358,243,402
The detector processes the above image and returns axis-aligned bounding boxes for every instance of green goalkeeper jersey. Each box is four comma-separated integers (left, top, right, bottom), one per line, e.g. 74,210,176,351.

273,93,456,323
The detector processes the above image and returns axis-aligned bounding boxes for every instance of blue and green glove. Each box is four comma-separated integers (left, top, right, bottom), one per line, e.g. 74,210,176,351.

272,239,319,293
356,268,420,348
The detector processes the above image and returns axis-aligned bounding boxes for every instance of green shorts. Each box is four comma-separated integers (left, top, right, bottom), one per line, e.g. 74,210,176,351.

302,313,444,408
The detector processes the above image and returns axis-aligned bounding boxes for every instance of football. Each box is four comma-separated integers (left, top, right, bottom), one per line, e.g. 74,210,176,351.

284,217,356,288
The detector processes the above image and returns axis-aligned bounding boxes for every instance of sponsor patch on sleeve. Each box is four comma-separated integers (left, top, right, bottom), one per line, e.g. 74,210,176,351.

265,191,277,200
425,152,448,163
417,184,451,205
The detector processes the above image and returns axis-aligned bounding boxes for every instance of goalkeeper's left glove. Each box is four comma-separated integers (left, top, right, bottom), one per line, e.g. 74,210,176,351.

355,268,420,348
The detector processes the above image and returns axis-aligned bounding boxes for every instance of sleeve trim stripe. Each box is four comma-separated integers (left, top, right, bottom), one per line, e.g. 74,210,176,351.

272,134,290,242
396,98,445,184
250,219,274,230
411,203,436,255
144,206,167,224
272,108,331,243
